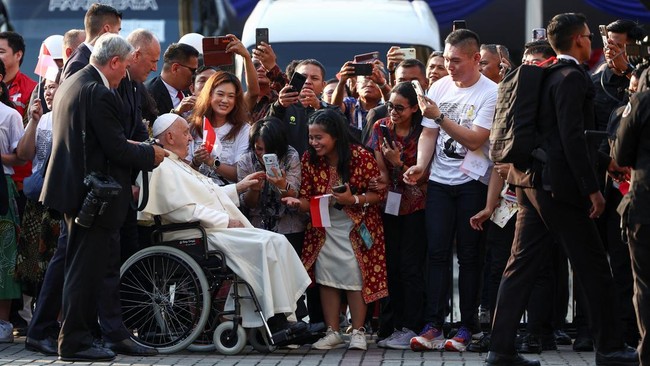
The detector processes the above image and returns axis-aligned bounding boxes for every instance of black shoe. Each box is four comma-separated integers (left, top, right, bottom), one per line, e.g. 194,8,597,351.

468,333,491,352
271,321,309,346
554,330,572,345
58,345,116,362
517,334,542,354
596,346,639,366
25,337,58,356
573,336,594,352
540,333,557,351
484,351,541,366
105,338,158,356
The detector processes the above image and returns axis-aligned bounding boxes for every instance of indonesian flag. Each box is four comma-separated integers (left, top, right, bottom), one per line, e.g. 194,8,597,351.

619,181,630,196
34,43,59,81
310,194,332,227
203,116,217,154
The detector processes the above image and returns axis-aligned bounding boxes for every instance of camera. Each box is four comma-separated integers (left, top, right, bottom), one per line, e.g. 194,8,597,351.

74,172,122,228
626,37,650,64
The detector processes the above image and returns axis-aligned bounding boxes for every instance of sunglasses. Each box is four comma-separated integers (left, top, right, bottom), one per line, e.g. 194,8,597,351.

386,101,408,113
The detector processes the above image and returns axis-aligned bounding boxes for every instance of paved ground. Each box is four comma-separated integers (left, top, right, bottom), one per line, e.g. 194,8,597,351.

0,337,600,366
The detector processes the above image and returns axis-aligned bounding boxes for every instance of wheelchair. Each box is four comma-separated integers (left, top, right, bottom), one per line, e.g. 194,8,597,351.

119,220,279,354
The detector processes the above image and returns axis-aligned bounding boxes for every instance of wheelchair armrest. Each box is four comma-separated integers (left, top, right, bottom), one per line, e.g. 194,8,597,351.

151,221,208,245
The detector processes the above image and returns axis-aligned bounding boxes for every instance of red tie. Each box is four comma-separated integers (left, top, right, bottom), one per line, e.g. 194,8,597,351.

177,90,184,102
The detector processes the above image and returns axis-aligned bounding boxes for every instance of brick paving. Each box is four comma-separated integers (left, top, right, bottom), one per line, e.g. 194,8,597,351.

0,337,599,365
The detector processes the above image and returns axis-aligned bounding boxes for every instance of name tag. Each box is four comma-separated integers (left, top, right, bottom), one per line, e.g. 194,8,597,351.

384,191,401,216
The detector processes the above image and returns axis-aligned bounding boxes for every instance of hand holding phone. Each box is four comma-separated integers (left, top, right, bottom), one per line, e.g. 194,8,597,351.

332,184,347,193
263,153,281,178
350,63,373,76
411,80,425,97
255,28,269,47
289,72,307,92
380,124,394,147
599,25,609,48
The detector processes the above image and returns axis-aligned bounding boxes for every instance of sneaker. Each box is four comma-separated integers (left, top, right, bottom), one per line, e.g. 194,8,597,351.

467,333,491,352
312,326,344,350
444,326,472,352
348,327,367,350
0,320,14,343
377,328,402,348
410,323,445,351
386,327,417,350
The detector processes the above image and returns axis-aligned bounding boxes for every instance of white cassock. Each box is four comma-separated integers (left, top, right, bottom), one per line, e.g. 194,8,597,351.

137,151,311,327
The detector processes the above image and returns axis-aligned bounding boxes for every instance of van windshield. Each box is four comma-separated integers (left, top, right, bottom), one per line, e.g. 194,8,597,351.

252,42,434,80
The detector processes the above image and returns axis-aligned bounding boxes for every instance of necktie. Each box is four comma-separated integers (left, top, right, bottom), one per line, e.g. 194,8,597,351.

177,90,184,102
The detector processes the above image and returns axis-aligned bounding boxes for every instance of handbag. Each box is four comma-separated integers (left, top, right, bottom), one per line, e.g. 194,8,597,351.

23,164,45,201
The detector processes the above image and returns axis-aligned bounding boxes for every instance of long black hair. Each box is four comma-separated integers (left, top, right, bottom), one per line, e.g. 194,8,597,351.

0,59,13,108
307,108,355,183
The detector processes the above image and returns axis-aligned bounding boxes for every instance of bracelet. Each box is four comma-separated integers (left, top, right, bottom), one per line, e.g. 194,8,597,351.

353,195,359,205
377,81,387,88
362,193,369,207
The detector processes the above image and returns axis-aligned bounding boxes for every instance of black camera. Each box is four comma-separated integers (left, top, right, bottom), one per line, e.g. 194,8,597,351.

74,172,122,228
626,37,650,64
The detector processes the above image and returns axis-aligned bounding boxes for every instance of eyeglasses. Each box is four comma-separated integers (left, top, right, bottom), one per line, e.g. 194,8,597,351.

578,33,593,41
386,101,407,113
176,63,197,74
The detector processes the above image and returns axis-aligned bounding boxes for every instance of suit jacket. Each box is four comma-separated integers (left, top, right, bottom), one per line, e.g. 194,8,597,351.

614,90,650,224
144,76,173,119
41,65,155,229
61,43,91,83
534,60,605,207
117,76,148,142
365,105,388,147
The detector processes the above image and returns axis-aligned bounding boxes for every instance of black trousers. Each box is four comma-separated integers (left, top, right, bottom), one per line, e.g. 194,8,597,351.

383,210,426,332
490,187,624,354
626,223,650,366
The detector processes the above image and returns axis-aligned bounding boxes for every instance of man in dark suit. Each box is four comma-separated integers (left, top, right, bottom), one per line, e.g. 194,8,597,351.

144,42,198,119
614,88,650,366
61,3,121,82
40,33,166,362
485,13,638,366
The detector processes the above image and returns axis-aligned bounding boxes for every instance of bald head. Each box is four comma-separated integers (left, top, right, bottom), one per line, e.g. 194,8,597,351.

126,29,161,82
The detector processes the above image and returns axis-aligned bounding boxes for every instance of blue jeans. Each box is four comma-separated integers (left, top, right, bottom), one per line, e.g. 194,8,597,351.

424,180,487,332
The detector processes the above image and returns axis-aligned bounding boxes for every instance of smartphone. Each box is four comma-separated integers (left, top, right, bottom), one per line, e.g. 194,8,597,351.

496,45,510,72
411,80,425,96
289,72,307,92
350,63,373,76
354,51,379,63
532,28,547,41
453,20,466,31
262,153,281,177
202,36,233,66
401,47,416,60
599,25,609,47
332,184,347,193
255,28,269,47
379,124,394,147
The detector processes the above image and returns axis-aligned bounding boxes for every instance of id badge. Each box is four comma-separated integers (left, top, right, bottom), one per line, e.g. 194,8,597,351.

358,222,373,250
384,191,402,216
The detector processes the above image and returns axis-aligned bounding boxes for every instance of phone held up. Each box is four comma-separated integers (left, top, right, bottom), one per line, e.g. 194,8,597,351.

599,25,609,48
289,72,307,92
453,20,466,31
411,79,425,97
350,63,373,76
262,153,281,178
532,28,547,41
255,28,269,47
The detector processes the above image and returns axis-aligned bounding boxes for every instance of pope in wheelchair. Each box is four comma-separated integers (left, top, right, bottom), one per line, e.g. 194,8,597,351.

136,113,311,332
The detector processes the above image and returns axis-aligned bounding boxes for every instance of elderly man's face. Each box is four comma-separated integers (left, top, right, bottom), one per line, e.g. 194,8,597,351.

161,119,193,159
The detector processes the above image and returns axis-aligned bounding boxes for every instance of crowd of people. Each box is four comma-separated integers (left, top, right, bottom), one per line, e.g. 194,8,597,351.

0,3,648,366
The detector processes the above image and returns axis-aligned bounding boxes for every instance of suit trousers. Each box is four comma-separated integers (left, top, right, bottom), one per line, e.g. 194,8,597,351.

627,223,650,366
490,187,624,354
58,215,119,355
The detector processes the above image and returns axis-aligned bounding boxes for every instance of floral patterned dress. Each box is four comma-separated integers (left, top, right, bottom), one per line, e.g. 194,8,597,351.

299,144,388,303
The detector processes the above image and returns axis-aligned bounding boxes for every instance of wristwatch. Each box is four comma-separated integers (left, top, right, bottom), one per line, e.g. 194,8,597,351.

621,63,634,76
433,113,445,125
279,183,290,195
212,158,221,170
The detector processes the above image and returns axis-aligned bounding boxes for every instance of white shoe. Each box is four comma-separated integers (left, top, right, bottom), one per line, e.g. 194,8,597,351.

0,320,14,343
312,326,344,350
348,327,367,350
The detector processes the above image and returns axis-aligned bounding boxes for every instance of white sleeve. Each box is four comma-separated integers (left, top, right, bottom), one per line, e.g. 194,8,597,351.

9,112,24,150
472,86,497,131
230,123,251,164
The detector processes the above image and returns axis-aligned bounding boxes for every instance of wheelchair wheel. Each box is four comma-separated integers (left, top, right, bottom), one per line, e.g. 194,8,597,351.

213,321,247,355
247,327,275,353
120,246,210,354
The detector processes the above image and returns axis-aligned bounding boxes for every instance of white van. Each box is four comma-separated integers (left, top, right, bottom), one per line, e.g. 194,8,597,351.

241,0,441,79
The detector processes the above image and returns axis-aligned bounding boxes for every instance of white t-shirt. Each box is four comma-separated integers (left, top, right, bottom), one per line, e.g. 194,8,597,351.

422,74,497,185
189,122,251,183
32,111,53,174
0,102,25,175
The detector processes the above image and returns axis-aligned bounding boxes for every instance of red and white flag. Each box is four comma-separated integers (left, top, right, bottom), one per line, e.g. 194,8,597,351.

34,43,59,81
310,194,332,227
203,116,217,155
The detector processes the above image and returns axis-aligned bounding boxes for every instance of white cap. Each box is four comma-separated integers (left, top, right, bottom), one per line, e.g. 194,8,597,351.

178,32,204,54
153,113,180,138
43,35,64,60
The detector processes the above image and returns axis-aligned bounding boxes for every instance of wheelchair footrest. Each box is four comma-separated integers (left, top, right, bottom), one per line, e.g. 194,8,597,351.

271,321,310,346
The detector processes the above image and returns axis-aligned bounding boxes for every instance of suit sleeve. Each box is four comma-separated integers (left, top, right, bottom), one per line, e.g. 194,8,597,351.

614,93,646,168
554,70,600,196
91,87,155,171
